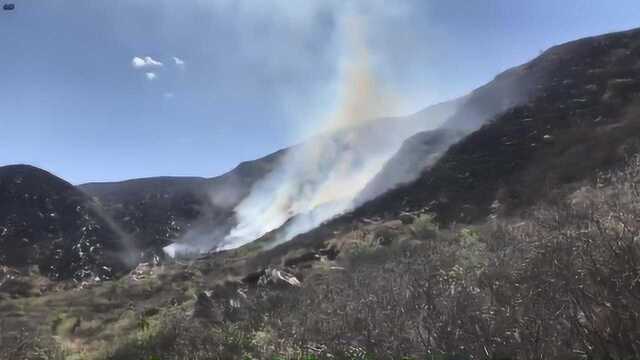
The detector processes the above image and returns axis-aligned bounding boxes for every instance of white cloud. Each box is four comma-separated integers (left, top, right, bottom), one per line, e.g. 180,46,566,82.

163,92,174,99
132,56,164,69
173,57,185,66
145,72,157,80
132,57,146,68
145,56,164,67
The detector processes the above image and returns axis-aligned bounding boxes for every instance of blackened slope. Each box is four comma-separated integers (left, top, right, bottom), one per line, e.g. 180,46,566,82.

80,176,212,256
248,26,640,264
444,27,640,131
0,165,127,280
355,128,467,205
442,63,539,131
205,99,465,251
79,94,461,255
78,149,288,254
356,26,640,223
80,177,208,200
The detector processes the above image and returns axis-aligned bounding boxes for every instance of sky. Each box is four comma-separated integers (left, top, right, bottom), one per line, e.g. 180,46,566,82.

1,0,639,184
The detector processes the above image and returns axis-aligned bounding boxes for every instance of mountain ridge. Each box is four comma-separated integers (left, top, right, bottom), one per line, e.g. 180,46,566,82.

246,25,640,259
4,26,640,279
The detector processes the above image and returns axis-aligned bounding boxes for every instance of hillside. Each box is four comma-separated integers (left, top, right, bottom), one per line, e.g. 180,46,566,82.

354,128,467,206
357,26,640,223
77,98,463,256
0,165,129,281
78,149,287,257
0,99,460,275
2,26,640,360
250,26,640,257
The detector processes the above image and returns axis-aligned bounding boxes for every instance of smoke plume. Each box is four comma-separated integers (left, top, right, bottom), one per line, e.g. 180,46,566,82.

218,16,409,250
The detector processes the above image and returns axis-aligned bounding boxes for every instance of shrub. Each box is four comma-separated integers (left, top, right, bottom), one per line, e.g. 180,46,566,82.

0,325,67,360
18,156,640,360
411,213,439,240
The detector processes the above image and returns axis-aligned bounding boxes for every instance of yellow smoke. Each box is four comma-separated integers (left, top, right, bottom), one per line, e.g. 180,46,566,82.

301,15,397,208
323,15,396,133
222,14,402,249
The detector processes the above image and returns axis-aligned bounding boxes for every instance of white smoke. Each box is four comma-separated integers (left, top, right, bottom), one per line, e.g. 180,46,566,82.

153,3,470,257
218,15,413,250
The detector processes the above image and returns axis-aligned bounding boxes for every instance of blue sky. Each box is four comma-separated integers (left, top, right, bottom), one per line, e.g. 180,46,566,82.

1,0,639,184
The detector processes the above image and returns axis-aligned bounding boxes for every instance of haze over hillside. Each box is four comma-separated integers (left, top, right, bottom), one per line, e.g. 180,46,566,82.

2,2,640,359
4,24,640,277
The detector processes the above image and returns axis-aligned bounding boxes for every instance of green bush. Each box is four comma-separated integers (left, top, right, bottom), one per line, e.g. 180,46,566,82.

411,213,439,240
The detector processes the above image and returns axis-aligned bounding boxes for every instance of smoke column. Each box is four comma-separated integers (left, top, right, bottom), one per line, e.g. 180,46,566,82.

218,15,409,250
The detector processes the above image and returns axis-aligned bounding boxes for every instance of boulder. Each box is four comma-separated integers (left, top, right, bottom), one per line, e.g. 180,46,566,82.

256,267,302,289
